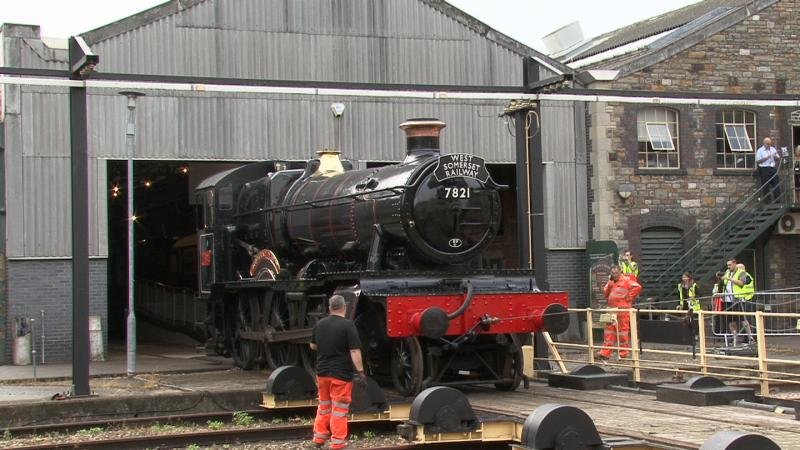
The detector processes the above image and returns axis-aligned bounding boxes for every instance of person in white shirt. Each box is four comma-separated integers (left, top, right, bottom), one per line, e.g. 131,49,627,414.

755,137,781,202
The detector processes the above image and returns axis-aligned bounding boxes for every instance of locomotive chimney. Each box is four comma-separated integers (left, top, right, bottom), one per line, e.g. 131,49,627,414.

315,149,345,176
399,118,446,163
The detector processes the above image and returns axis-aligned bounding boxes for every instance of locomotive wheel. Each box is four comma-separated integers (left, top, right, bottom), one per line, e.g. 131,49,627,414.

494,347,523,391
391,336,424,397
263,293,298,369
300,343,317,377
264,341,298,369
231,293,261,370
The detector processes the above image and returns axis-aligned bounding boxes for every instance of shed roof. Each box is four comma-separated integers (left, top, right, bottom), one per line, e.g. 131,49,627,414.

558,0,776,77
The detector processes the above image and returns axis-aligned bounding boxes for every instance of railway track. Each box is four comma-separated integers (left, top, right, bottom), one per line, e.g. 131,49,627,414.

7,379,792,450
524,384,800,435
6,420,506,450
3,408,299,437
464,382,797,449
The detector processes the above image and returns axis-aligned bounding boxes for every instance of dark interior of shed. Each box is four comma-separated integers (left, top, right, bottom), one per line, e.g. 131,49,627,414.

106,160,238,339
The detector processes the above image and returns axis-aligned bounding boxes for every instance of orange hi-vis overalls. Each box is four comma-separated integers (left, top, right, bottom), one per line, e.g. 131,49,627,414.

313,376,353,449
599,275,642,358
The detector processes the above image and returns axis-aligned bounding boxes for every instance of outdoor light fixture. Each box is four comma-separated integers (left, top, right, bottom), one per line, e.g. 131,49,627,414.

144,181,152,187
68,36,98,79
330,103,346,117
617,183,634,201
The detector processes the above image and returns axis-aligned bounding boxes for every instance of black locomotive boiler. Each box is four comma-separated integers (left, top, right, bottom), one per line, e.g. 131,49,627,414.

196,118,568,396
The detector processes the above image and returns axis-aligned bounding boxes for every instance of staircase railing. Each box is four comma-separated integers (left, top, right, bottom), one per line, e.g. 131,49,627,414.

641,160,789,301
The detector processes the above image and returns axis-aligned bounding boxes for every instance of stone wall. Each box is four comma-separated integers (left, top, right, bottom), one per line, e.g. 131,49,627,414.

612,1,800,96
588,0,800,290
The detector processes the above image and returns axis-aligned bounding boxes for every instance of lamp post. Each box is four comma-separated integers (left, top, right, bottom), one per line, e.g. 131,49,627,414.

119,91,145,376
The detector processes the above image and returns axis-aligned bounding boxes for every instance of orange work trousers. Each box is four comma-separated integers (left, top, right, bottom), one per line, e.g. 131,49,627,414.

599,311,631,358
313,376,353,449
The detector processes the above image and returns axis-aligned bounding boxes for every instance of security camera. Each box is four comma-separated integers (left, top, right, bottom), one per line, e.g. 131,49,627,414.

330,103,346,117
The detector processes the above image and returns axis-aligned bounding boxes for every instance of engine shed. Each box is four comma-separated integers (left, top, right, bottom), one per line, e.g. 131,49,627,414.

0,0,588,363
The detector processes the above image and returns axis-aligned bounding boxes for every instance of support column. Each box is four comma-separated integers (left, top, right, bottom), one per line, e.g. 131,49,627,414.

68,36,98,397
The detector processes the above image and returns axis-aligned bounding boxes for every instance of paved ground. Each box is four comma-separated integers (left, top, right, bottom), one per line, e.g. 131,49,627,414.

0,320,258,402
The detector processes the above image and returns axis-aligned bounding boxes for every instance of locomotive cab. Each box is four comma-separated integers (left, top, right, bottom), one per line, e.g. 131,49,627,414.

196,161,302,293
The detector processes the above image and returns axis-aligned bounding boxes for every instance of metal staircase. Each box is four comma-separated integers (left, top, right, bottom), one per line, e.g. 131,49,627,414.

642,169,789,303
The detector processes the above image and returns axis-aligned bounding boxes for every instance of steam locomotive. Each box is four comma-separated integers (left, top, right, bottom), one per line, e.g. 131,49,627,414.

196,119,568,396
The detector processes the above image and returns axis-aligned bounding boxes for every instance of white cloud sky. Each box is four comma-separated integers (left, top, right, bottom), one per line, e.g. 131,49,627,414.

1,0,701,53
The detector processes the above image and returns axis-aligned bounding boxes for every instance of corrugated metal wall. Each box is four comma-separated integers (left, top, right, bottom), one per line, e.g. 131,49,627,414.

540,100,588,249
4,88,108,257
86,90,514,162
2,0,584,258
90,0,522,86
5,86,513,258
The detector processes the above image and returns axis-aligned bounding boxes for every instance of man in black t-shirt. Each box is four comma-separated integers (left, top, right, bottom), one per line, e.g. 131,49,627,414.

309,295,364,450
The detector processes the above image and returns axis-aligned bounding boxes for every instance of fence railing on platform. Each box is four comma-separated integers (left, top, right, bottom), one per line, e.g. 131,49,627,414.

135,280,206,336
546,305,800,397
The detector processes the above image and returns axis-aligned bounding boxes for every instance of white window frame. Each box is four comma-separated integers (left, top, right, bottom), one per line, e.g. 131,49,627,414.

645,122,675,151
723,124,752,152
637,108,680,169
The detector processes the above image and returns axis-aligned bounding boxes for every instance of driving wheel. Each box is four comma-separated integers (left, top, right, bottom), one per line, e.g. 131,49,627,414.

391,336,424,397
263,292,297,369
231,292,261,370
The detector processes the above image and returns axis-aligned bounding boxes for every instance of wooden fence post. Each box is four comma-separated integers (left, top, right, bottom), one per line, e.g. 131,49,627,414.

756,311,769,397
629,308,641,383
586,309,594,364
697,309,707,374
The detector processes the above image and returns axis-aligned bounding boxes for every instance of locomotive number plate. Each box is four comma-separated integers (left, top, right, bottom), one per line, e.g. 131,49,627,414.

440,187,471,199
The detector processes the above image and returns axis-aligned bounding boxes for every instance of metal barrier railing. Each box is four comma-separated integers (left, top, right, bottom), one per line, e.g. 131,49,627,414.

638,290,800,337
710,291,800,344
548,307,800,397
135,280,206,336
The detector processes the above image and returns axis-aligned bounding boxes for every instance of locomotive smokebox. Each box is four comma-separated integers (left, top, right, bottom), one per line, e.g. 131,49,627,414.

400,118,446,163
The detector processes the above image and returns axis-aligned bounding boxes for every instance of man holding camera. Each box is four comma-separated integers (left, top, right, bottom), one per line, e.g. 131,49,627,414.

619,250,640,283
309,295,366,450
598,265,642,360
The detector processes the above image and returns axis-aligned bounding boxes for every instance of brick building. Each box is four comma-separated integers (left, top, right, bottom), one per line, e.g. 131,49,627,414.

551,0,800,300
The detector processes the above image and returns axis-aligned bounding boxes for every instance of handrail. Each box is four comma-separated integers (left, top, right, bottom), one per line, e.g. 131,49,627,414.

549,306,800,396
643,159,789,297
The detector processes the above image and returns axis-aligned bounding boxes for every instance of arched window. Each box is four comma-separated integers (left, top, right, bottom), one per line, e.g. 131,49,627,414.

716,109,756,169
637,108,679,168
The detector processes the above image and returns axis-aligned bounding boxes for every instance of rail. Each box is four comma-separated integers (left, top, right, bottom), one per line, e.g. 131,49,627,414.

135,279,205,337
546,306,800,397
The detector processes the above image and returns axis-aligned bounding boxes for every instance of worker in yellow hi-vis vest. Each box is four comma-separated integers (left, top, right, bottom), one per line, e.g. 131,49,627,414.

677,272,701,311
619,250,640,284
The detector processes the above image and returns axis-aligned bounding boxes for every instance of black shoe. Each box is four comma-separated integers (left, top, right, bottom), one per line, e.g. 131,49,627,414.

305,441,324,449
